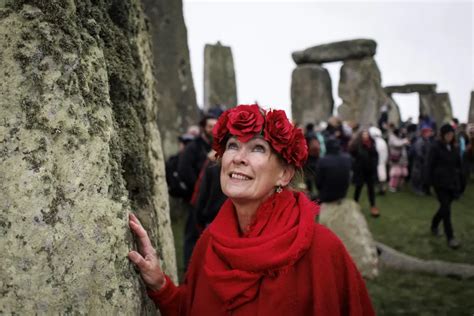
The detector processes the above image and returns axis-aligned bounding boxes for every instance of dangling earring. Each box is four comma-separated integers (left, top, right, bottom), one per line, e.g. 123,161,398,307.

276,185,283,193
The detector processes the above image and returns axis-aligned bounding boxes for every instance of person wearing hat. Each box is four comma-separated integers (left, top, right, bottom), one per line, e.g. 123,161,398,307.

427,123,464,249
128,104,375,315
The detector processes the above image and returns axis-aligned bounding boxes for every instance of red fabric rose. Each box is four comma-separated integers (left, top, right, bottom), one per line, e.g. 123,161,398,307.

226,104,265,143
212,111,230,157
263,109,293,153
281,128,308,168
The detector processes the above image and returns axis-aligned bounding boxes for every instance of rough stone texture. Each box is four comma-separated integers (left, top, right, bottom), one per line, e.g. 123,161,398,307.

377,242,474,279
291,64,334,125
318,199,379,279
419,92,453,128
337,57,387,127
386,96,401,126
0,1,176,314
203,42,237,110
384,84,437,95
468,91,474,124
292,39,376,65
141,0,199,158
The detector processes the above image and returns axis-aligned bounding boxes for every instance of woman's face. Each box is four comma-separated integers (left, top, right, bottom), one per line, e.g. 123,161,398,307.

443,131,454,143
220,137,293,205
361,131,370,141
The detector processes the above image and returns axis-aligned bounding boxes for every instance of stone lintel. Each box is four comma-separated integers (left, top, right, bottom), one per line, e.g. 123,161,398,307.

384,84,437,95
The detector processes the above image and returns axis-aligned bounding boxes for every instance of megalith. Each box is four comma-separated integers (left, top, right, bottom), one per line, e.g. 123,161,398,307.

291,64,334,125
292,39,376,64
318,199,379,279
141,0,200,158
338,57,387,126
419,91,453,128
0,1,176,314
292,39,387,127
203,41,237,110
468,91,474,124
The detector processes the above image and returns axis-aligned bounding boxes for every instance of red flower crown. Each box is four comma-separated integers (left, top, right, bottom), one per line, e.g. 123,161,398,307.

212,104,308,168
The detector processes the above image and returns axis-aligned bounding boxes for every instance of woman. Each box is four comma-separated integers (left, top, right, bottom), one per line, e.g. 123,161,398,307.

427,124,464,249
387,128,410,192
349,130,380,217
128,104,375,315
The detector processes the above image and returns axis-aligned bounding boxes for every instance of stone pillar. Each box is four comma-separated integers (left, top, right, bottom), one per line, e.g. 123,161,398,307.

0,1,176,314
141,0,200,158
203,42,237,110
432,92,453,127
291,64,334,126
419,92,435,118
338,57,387,127
468,91,474,124
386,95,401,126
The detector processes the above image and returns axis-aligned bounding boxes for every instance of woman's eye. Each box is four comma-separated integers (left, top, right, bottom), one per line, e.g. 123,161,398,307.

253,145,266,152
226,142,238,150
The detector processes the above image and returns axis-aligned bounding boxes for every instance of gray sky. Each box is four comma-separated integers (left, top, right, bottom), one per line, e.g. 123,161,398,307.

183,0,473,123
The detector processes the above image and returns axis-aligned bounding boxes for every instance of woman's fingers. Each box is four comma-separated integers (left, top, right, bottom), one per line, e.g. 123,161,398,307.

128,251,148,270
129,213,155,255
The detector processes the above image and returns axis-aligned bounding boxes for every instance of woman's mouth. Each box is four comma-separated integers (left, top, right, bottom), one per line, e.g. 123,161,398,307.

229,172,252,180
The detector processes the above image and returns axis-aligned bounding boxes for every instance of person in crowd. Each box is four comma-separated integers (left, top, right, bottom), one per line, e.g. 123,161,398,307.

324,116,351,152
427,124,464,249
303,133,321,200
369,127,389,195
387,128,410,192
464,124,474,180
165,133,196,198
349,129,380,217
177,114,217,270
128,104,375,315
193,150,227,231
315,137,352,203
410,125,433,195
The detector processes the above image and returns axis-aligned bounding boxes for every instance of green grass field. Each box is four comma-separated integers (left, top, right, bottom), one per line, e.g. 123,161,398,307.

170,180,474,315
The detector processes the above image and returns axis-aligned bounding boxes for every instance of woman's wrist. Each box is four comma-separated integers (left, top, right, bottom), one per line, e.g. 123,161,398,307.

148,273,167,292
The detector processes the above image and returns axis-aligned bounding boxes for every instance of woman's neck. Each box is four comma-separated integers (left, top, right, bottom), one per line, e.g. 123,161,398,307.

232,200,262,234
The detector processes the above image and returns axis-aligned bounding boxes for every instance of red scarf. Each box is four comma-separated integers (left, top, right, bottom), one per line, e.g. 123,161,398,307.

204,190,318,311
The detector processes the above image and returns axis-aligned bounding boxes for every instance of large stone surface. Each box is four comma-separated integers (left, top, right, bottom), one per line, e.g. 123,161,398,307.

204,42,237,110
0,2,176,314
291,64,334,125
337,57,387,126
419,92,453,128
469,91,474,124
318,199,379,279
142,0,200,158
292,39,376,65
386,96,401,126
384,84,437,95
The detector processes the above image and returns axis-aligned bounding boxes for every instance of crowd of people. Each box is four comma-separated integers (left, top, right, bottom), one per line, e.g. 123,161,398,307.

301,113,473,249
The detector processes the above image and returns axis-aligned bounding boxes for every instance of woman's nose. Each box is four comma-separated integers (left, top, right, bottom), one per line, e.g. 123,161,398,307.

232,148,248,165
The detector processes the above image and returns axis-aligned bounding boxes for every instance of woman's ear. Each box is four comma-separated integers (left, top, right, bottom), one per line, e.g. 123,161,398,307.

279,164,296,187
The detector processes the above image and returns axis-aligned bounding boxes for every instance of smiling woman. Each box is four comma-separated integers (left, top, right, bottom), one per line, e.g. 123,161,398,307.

129,104,375,315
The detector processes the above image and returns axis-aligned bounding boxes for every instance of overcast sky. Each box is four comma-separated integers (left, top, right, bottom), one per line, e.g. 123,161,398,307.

183,0,473,123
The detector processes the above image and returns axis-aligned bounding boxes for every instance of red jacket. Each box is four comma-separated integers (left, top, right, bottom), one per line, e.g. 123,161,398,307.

149,191,375,316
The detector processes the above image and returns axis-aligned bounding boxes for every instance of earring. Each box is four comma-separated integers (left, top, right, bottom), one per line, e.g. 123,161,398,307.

276,185,283,193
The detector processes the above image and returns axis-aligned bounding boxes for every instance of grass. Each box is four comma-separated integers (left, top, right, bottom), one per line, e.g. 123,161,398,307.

170,180,474,314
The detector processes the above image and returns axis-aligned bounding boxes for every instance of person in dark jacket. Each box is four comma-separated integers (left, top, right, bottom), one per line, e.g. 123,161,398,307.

177,115,217,270
303,134,321,200
315,138,352,203
427,124,464,249
349,130,380,217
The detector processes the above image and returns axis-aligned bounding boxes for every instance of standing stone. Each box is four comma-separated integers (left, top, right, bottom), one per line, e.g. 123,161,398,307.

291,64,334,125
0,1,176,314
141,0,200,158
338,57,387,126
432,93,453,127
468,91,474,124
318,199,379,279
420,92,453,128
385,95,401,126
203,42,237,110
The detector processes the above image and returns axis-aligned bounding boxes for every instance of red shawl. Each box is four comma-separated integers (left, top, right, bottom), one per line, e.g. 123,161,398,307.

204,189,317,310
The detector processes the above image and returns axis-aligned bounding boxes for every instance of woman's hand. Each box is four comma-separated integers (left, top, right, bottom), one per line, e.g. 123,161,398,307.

128,213,166,291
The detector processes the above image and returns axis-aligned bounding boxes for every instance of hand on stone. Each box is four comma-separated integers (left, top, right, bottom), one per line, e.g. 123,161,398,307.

128,213,166,291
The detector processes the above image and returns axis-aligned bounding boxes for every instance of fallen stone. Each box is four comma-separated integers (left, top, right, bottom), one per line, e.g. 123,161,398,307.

319,199,379,279
292,39,376,64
